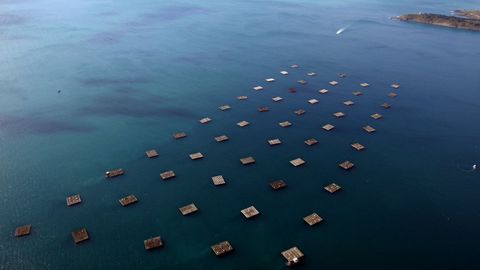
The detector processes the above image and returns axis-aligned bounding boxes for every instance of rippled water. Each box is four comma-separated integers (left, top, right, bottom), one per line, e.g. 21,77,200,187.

1,0,480,269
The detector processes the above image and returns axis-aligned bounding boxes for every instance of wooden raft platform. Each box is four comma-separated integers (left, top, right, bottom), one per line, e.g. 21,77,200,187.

258,106,269,112
199,117,212,124
281,246,304,266
308,99,319,105
270,180,287,190
179,203,198,216
219,104,231,111
333,112,345,118
66,194,82,206
146,149,159,158
339,161,355,170
371,113,383,120
240,156,255,165
303,213,323,226
304,138,318,146
189,152,204,160
319,89,329,94
15,225,31,237
237,120,250,127
72,228,89,244
272,96,283,102
297,80,307,85
253,86,264,91
212,175,226,186
322,124,335,131
329,81,339,86
105,169,124,178
144,236,163,250
351,142,365,151
343,100,355,106
173,132,187,139
338,73,347,78
381,102,391,109
307,72,316,76
388,92,398,98
268,139,282,146
352,91,363,96
290,64,299,68
160,170,176,180
241,206,260,219
391,83,400,89
265,78,275,82
119,195,138,207
237,95,248,100
294,109,306,116
279,121,292,128
290,158,305,167
211,241,233,256
360,82,370,87
214,135,229,142
363,125,376,133
280,70,289,75
324,183,341,193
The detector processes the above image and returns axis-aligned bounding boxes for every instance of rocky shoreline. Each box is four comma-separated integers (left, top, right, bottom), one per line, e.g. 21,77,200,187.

396,10,480,32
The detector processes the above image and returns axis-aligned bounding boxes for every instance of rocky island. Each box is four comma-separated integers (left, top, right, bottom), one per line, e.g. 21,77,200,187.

397,10,480,32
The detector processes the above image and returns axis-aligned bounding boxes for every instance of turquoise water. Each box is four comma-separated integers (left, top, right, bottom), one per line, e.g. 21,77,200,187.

1,0,480,269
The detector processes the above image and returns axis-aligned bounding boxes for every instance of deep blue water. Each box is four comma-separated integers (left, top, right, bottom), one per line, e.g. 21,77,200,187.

1,0,480,269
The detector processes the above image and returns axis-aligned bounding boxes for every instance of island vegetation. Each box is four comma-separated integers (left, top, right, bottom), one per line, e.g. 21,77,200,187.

397,10,480,32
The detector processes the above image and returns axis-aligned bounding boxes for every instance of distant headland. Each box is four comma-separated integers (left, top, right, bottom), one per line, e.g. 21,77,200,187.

396,10,480,32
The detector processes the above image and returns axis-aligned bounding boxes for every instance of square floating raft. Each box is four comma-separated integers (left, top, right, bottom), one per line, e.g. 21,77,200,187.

329,81,339,86
212,175,226,186
179,203,198,216
119,195,138,207
253,86,264,91
280,70,289,75
241,206,260,219
360,82,370,87
291,64,299,68
304,138,318,146
272,96,283,102
268,139,282,146
265,78,275,82
105,169,124,178
333,112,345,118
319,89,329,94
338,73,347,78
307,72,317,76
211,241,234,256
146,149,159,158
270,180,287,190
214,135,229,142
66,194,82,206
371,113,383,120
339,161,355,170
391,83,400,89
381,103,391,109
351,142,365,151
189,152,204,160
72,228,89,244
258,107,270,112
144,236,163,250
294,109,306,116
324,183,341,194
279,121,292,128
219,104,231,111
363,125,376,133
290,158,306,167
288,87,297,93
303,213,323,226
160,170,176,180
281,246,304,266
199,117,212,124
237,120,250,127
240,156,256,165
15,225,31,237
297,80,307,85
343,100,355,106
237,95,248,100
173,132,187,139
388,92,398,98
322,124,335,131
308,99,319,105
352,91,363,96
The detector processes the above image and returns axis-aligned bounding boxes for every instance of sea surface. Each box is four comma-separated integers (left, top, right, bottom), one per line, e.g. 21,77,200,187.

1,0,480,269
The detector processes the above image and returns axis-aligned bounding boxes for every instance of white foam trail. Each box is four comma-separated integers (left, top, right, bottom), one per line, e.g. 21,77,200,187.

336,26,349,35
